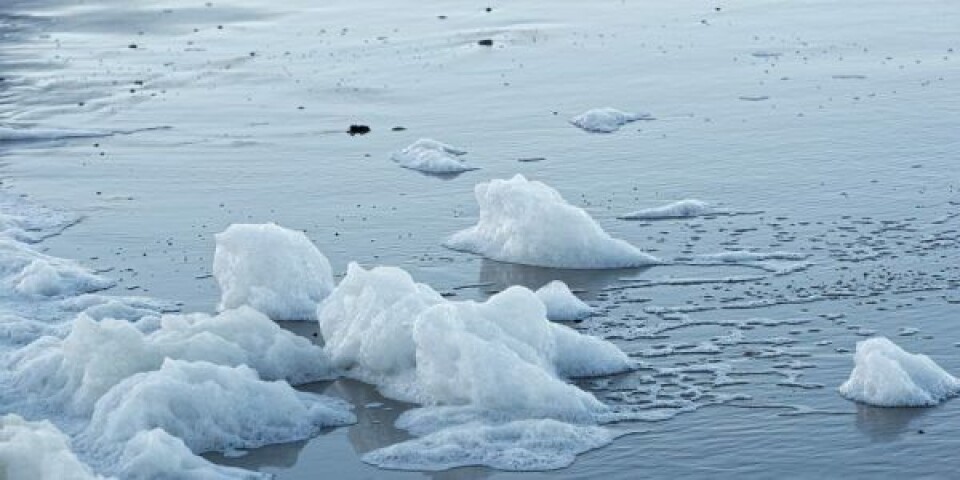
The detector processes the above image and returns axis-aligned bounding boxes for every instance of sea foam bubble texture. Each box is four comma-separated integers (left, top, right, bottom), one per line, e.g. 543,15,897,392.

445,175,658,269
214,223,335,321
391,138,478,174
0,214,354,479
838,337,960,407
570,108,652,133
319,263,632,470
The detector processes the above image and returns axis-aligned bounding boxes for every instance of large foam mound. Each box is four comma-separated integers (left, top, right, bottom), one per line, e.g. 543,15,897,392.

620,199,710,220
391,139,477,174
536,281,594,321
445,175,657,269
362,418,613,471
0,414,102,480
83,359,355,453
318,263,630,415
10,306,336,415
115,429,267,480
838,337,960,407
570,108,651,133
214,223,334,321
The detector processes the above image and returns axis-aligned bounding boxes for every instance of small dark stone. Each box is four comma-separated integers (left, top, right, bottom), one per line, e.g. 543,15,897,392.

391,126,407,131
128,44,138,49
918,429,925,434
437,15,447,19
477,39,494,46
485,7,492,12
311,332,318,337
348,124,371,135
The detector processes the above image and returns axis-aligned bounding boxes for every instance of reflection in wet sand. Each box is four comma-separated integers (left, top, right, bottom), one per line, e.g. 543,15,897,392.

854,403,930,442
477,258,651,301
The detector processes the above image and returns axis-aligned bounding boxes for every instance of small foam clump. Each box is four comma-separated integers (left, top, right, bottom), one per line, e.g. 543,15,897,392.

445,175,657,269
10,306,336,415
83,359,355,453
570,108,651,133
362,418,613,471
318,263,630,416
620,199,710,220
536,280,594,321
838,337,960,407
391,139,477,174
214,223,334,321
0,414,102,480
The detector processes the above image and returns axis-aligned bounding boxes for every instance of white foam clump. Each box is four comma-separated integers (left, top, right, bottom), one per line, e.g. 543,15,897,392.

320,263,629,471
115,429,264,480
445,175,657,269
391,139,477,174
0,414,102,480
318,263,630,416
0,239,113,297
83,359,355,453
838,337,960,407
620,199,711,220
570,107,651,133
10,306,336,415
362,418,613,471
535,280,594,321
214,223,334,321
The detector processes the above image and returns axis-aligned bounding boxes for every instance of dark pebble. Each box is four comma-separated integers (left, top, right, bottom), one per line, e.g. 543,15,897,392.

348,124,371,135
477,39,494,46
391,126,406,131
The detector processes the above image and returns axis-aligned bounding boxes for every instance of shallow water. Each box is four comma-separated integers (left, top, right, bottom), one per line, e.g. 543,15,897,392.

2,0,960,477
